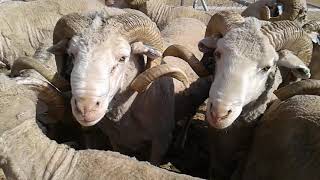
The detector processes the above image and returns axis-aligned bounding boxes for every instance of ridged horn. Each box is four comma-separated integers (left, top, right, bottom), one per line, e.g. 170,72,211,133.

163,44,209,77
205,11,245,38
130,64,189,93
125,0,148,6
11,57,70,91
261,21,313,65
52,13,94,76
274,79,320,100
106,13,164,52
13,70,65,121
302,20,320,33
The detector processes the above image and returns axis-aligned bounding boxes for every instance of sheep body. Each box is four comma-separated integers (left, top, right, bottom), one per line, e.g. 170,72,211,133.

108,0,211,30
241,95,320,180
0,0,106,68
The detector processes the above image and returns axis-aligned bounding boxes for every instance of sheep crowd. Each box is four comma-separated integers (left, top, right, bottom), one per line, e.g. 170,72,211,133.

0,0,319,179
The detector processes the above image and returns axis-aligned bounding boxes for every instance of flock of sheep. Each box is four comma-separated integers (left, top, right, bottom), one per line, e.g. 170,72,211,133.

0,0,319,179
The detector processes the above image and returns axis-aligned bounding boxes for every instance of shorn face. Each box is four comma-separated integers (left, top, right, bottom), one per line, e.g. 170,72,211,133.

205,19,279,129
68,33,134,126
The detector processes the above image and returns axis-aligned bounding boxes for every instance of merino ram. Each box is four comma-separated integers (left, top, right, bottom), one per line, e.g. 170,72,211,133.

165,11,313,179
14,10,191,164
0,0,107,69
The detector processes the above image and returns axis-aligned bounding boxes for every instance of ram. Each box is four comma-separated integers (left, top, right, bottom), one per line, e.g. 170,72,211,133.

0,0,106,69
13,12,212,162
165,11,313,179
0,74,199,180
16,10,192,165
241,79,320,180
241,0,307,23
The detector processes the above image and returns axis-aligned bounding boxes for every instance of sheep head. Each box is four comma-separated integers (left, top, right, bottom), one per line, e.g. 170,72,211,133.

199,11,312,129
48,11,189,126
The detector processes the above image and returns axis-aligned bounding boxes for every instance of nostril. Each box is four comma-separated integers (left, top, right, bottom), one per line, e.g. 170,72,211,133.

227,109,232,115
96,101,100,106
74,99,83,114
209,102,213,111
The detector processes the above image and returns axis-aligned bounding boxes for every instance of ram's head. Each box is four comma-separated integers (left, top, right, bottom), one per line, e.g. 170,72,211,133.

16,11,189,127
198,11,312,129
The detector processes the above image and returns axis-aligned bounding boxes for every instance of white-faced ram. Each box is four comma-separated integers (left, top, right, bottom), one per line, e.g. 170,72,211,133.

164,11,313,179
18,11,189,164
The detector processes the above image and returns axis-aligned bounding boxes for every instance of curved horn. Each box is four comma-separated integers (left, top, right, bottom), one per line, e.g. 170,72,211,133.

130,64,189,93
52,13,97,76
54,12,164,71
11,57,70,91
163,44,209,77
274,79,320,100
260,0,307,22
13,70,65,121
303,20,320,33
205,11,245,38
261,21,313,65
107,13,164,52
125,0,148,6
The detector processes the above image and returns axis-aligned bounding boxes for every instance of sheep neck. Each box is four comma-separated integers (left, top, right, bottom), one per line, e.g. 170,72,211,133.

238,67,282,124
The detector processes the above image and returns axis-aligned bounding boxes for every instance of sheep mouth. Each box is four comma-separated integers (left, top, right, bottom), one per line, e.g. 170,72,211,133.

76,114,105,127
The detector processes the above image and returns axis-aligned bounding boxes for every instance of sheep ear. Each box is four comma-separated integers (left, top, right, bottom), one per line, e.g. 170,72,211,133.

131,42,162,60
198,37,219,53
277,50,311,79
47,39,69,55
307,32,320,45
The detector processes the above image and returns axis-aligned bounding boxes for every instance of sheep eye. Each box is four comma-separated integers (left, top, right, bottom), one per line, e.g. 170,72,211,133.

262,66,271,72
214,51,221,59
69,54,75,63
119,56,127,62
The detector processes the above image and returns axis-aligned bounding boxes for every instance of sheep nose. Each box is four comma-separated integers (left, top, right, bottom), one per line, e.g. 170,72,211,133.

74,97,101,116
209,103,233,121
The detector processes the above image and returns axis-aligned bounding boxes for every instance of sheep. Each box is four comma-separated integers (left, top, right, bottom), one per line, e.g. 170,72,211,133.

0,74,200,180
239,79,320,180
303,20,320,79
163,11,314,179
241,0,308,24
106,0,212,30
0,0,107,69
13,9,192,165
13,12,212,162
